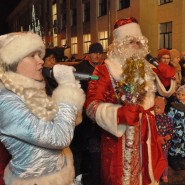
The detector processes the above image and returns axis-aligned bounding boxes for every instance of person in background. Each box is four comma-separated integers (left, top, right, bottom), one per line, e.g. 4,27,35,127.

0,32,85,185
154,96,175,183
153,48,176,92
179,51,185,84
154,48,177,113
169,49,182,88
85,17,175,185
75,42,104,91
167,85,185,171
42,48,58,96
70,42,104,185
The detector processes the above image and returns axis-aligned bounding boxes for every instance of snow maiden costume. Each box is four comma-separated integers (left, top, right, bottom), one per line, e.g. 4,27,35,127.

85,17,176,185
0,32,85,185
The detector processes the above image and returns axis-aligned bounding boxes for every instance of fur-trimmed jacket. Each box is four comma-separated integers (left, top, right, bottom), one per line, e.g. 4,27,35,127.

0,72,85,185
85,57,176,185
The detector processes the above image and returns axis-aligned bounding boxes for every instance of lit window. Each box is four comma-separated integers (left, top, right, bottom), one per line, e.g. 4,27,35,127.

71,37,78,54
61,39,67,47
83,34,91,54
99,31,108,52
159,22,172,49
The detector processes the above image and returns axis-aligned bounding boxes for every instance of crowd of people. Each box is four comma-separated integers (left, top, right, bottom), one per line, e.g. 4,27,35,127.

145,47,185,183
0,16,185,185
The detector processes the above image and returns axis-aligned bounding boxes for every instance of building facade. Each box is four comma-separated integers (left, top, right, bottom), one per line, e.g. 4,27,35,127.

6,0,185,60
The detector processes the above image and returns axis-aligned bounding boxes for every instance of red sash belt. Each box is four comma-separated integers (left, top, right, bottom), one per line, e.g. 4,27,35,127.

139,106,167,185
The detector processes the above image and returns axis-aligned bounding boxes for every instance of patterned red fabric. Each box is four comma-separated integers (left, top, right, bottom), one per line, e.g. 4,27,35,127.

85,65,167,185
85,65,125,185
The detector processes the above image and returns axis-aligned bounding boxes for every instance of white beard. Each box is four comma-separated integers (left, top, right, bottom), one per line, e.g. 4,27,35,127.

105,36,156,104
107,35,149,65
119,45,148,64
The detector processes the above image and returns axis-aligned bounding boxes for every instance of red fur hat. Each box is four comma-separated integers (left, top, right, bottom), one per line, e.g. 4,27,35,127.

157,48,170,60
113,17,142,40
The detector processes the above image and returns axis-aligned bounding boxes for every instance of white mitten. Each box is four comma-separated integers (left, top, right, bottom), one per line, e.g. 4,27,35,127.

53,64,76,86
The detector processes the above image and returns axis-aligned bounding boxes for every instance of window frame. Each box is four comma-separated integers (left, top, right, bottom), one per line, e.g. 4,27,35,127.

159,21,172,50
98,0,107,17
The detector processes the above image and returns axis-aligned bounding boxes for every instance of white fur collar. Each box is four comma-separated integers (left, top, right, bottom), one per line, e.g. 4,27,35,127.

4,72,45,90
0,71,58,121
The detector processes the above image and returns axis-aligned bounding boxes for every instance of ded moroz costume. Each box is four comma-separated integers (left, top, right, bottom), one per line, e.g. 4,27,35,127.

85,17,176,185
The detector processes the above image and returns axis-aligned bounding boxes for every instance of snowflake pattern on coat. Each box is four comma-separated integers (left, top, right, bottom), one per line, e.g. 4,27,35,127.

167,102,185,157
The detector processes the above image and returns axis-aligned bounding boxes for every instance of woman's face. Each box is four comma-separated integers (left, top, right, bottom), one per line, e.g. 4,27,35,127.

172,56,180,64
160,54,171,65
16,51,44,81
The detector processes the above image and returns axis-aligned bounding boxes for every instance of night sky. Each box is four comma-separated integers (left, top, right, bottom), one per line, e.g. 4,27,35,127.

0,0,21,35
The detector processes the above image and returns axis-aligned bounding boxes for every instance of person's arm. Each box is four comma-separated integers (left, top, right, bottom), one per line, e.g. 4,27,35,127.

157,62,176,78
85,65,139,137
0,65,85,149
153,63,177,97
0,93,76,149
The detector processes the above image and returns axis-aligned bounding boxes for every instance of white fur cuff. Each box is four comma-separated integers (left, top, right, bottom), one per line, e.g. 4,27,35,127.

96,103,127,137
52,85,85,111
155,75,176,98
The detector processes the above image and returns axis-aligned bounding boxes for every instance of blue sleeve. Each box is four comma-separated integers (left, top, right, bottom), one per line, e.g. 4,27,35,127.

0,93,76,149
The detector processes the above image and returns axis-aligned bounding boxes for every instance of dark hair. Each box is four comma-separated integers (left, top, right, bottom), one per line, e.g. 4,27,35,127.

43,48,56,61
89,43,103,54
53,47,68,62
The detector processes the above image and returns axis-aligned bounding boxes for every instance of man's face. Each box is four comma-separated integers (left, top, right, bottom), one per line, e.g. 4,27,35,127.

89,53,103,63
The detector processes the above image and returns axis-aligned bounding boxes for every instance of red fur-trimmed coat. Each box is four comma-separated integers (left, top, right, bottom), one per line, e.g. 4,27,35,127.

85,58,176,185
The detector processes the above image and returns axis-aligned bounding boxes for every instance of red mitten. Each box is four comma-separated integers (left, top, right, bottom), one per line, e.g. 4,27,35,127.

158,136,165,144
152,62,176,87
157,62,176,78
164,134,171,141
117,104,140,126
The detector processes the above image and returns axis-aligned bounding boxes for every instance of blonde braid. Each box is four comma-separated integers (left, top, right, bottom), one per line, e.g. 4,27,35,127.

0,71,58,121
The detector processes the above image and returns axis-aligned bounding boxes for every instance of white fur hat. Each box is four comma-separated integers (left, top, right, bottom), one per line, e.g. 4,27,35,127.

0,32,45,66
113,17,142,40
